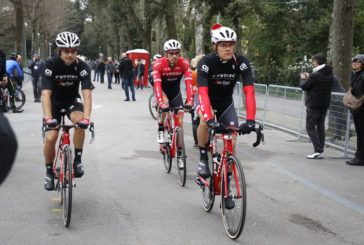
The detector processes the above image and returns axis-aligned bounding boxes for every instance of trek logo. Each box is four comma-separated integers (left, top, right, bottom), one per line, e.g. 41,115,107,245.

44,69,52,77
201,64,209,73
80,70,88,77
240,63,248,71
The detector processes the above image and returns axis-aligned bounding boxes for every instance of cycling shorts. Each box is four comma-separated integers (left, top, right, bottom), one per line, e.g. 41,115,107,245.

167,91,184,115
51,100,83,123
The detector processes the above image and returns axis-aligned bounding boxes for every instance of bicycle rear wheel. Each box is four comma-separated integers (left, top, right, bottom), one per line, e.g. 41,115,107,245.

175,127,186,186
12,89,26,109
148,93,157,120
62,146,73,227
201,151,215,212
221,154,246,239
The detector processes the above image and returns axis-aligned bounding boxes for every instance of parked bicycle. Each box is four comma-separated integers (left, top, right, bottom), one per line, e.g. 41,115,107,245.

0,77,25,112
159,106,188,186
42,110,95,227
196,124,263,239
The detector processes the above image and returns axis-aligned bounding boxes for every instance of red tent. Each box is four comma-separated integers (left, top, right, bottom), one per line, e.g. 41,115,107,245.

126,49,150,87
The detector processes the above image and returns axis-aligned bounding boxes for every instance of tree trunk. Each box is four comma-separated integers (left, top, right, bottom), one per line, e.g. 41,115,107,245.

164,0,177,39
195,6,204,55
332,0,355,90
10,0,24,56
233,17,242,54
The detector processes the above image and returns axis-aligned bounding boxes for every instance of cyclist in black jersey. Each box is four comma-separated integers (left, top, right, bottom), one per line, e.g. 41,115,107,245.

195,26,256,182
42,32,92,191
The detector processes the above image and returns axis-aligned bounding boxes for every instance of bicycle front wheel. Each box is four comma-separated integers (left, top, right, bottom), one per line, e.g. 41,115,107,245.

163,142,172,173
201,150,215,212
148,93,157,120
221,154,247,240
13,89,26,109
175,127,186,186
62,146,73,227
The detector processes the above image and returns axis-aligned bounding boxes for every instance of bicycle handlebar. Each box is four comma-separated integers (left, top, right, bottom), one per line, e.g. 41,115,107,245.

209,125,264,147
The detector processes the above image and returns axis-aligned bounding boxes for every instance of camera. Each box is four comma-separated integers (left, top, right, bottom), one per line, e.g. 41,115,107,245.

301,66,306,73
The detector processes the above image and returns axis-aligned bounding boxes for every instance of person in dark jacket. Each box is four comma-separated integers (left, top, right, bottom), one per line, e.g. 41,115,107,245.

98,58,105,84
300,53,334,159
119,53,135,101
135,59,145,89
28,52,43,102
93,59,100,82
346,54,364,166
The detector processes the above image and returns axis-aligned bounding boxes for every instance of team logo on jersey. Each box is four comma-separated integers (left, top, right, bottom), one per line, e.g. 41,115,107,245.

240,63,248,71
80,70,88,77
44,69,52,77
201,64,209,73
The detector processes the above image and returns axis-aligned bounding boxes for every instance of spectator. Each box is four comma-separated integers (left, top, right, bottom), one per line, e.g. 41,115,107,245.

346,54,364,166
135,59,145,89
15,54,24,90
0,49,8,112
300,53,334,159
28,51,43,102
114,60,120,84
93,59,100,82
98,58,105,84
119,53,135,101
106,57,114,89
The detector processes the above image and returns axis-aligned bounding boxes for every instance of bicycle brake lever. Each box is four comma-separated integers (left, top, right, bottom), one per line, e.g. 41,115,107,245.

253,125,263,147
89,122,95,144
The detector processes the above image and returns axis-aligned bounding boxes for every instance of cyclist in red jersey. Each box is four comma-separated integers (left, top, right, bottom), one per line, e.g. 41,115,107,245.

195,26,256,180
153,39,193,144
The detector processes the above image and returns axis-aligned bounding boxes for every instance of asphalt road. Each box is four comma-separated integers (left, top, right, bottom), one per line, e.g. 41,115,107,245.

1,77,363,245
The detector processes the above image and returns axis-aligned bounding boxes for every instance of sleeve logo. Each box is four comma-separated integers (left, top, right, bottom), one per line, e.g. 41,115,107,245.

44,69,52,76
80,70,88,77
201,64,209,73
240,63,248,71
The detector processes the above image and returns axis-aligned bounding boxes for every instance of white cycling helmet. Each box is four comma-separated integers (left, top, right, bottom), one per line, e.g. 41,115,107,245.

55,31,80,48
211,27,237,44
163,39,181,51
153,54,162,61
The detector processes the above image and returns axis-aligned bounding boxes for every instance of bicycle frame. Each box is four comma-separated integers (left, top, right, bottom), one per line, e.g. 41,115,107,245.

159,108,181,159
198,130,241,199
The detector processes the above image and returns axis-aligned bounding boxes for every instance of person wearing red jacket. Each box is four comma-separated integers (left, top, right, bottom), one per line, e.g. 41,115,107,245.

195,26,256,180
153,39,193,144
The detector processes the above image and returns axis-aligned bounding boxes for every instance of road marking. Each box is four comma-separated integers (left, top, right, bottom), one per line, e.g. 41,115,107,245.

92,101,102,109
51,209,62,212
51,197,61,201
237,146,364,216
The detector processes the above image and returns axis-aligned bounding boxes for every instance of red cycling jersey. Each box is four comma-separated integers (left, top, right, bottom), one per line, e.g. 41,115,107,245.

153,56,193,105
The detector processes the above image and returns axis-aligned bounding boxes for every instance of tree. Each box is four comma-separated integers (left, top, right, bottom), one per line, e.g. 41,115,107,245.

9,0,24,56
332,0,355,89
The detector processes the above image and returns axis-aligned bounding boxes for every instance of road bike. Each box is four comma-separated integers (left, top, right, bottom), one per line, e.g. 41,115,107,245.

0,78,26,112
196,125,263,239
159,107,188,186
148,92,158,120
42,110,95,227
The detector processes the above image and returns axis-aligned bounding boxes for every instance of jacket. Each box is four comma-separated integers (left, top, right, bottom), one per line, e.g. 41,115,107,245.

28,58,43,77
119,57,134,79
300,64,334,109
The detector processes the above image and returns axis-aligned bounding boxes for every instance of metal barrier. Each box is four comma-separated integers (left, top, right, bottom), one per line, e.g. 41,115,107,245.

235,83,356,157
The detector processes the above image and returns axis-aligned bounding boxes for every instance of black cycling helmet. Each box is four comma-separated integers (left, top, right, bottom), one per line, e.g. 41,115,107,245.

9,53,17,60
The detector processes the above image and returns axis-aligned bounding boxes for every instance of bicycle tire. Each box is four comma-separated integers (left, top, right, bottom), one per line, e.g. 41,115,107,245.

148,93,158,120
163,142,172,173
201,150,215,212
175,127,186,186
12,89,26,110
221,154,246,240
62,146,72,227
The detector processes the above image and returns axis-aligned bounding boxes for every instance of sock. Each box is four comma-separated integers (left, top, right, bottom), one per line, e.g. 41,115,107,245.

45,163,53,175
158,123,164,131
74,148,83,163
199,147,208,162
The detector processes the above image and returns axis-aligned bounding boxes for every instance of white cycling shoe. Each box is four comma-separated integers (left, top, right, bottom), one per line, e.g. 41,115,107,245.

157,131,165,144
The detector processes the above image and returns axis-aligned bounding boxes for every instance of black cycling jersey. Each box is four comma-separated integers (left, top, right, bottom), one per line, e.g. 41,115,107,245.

42,56,92,103
197,53,253,108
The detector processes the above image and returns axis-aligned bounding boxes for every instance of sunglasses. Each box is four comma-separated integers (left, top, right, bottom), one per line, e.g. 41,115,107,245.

352,59,361,64
61,48,78,54
218,42,236,49
168,51,180,56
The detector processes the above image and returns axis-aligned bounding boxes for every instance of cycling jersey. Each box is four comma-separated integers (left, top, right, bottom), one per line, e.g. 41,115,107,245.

6,60,23,78
197,53,256,121
153,56,193,105
42,56,92,103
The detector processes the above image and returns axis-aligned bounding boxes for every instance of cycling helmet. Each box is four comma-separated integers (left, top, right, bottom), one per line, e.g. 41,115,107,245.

55,31,80,48
9,53,17,60
153,54,162,61
163,39,181,51
211,27,237,44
